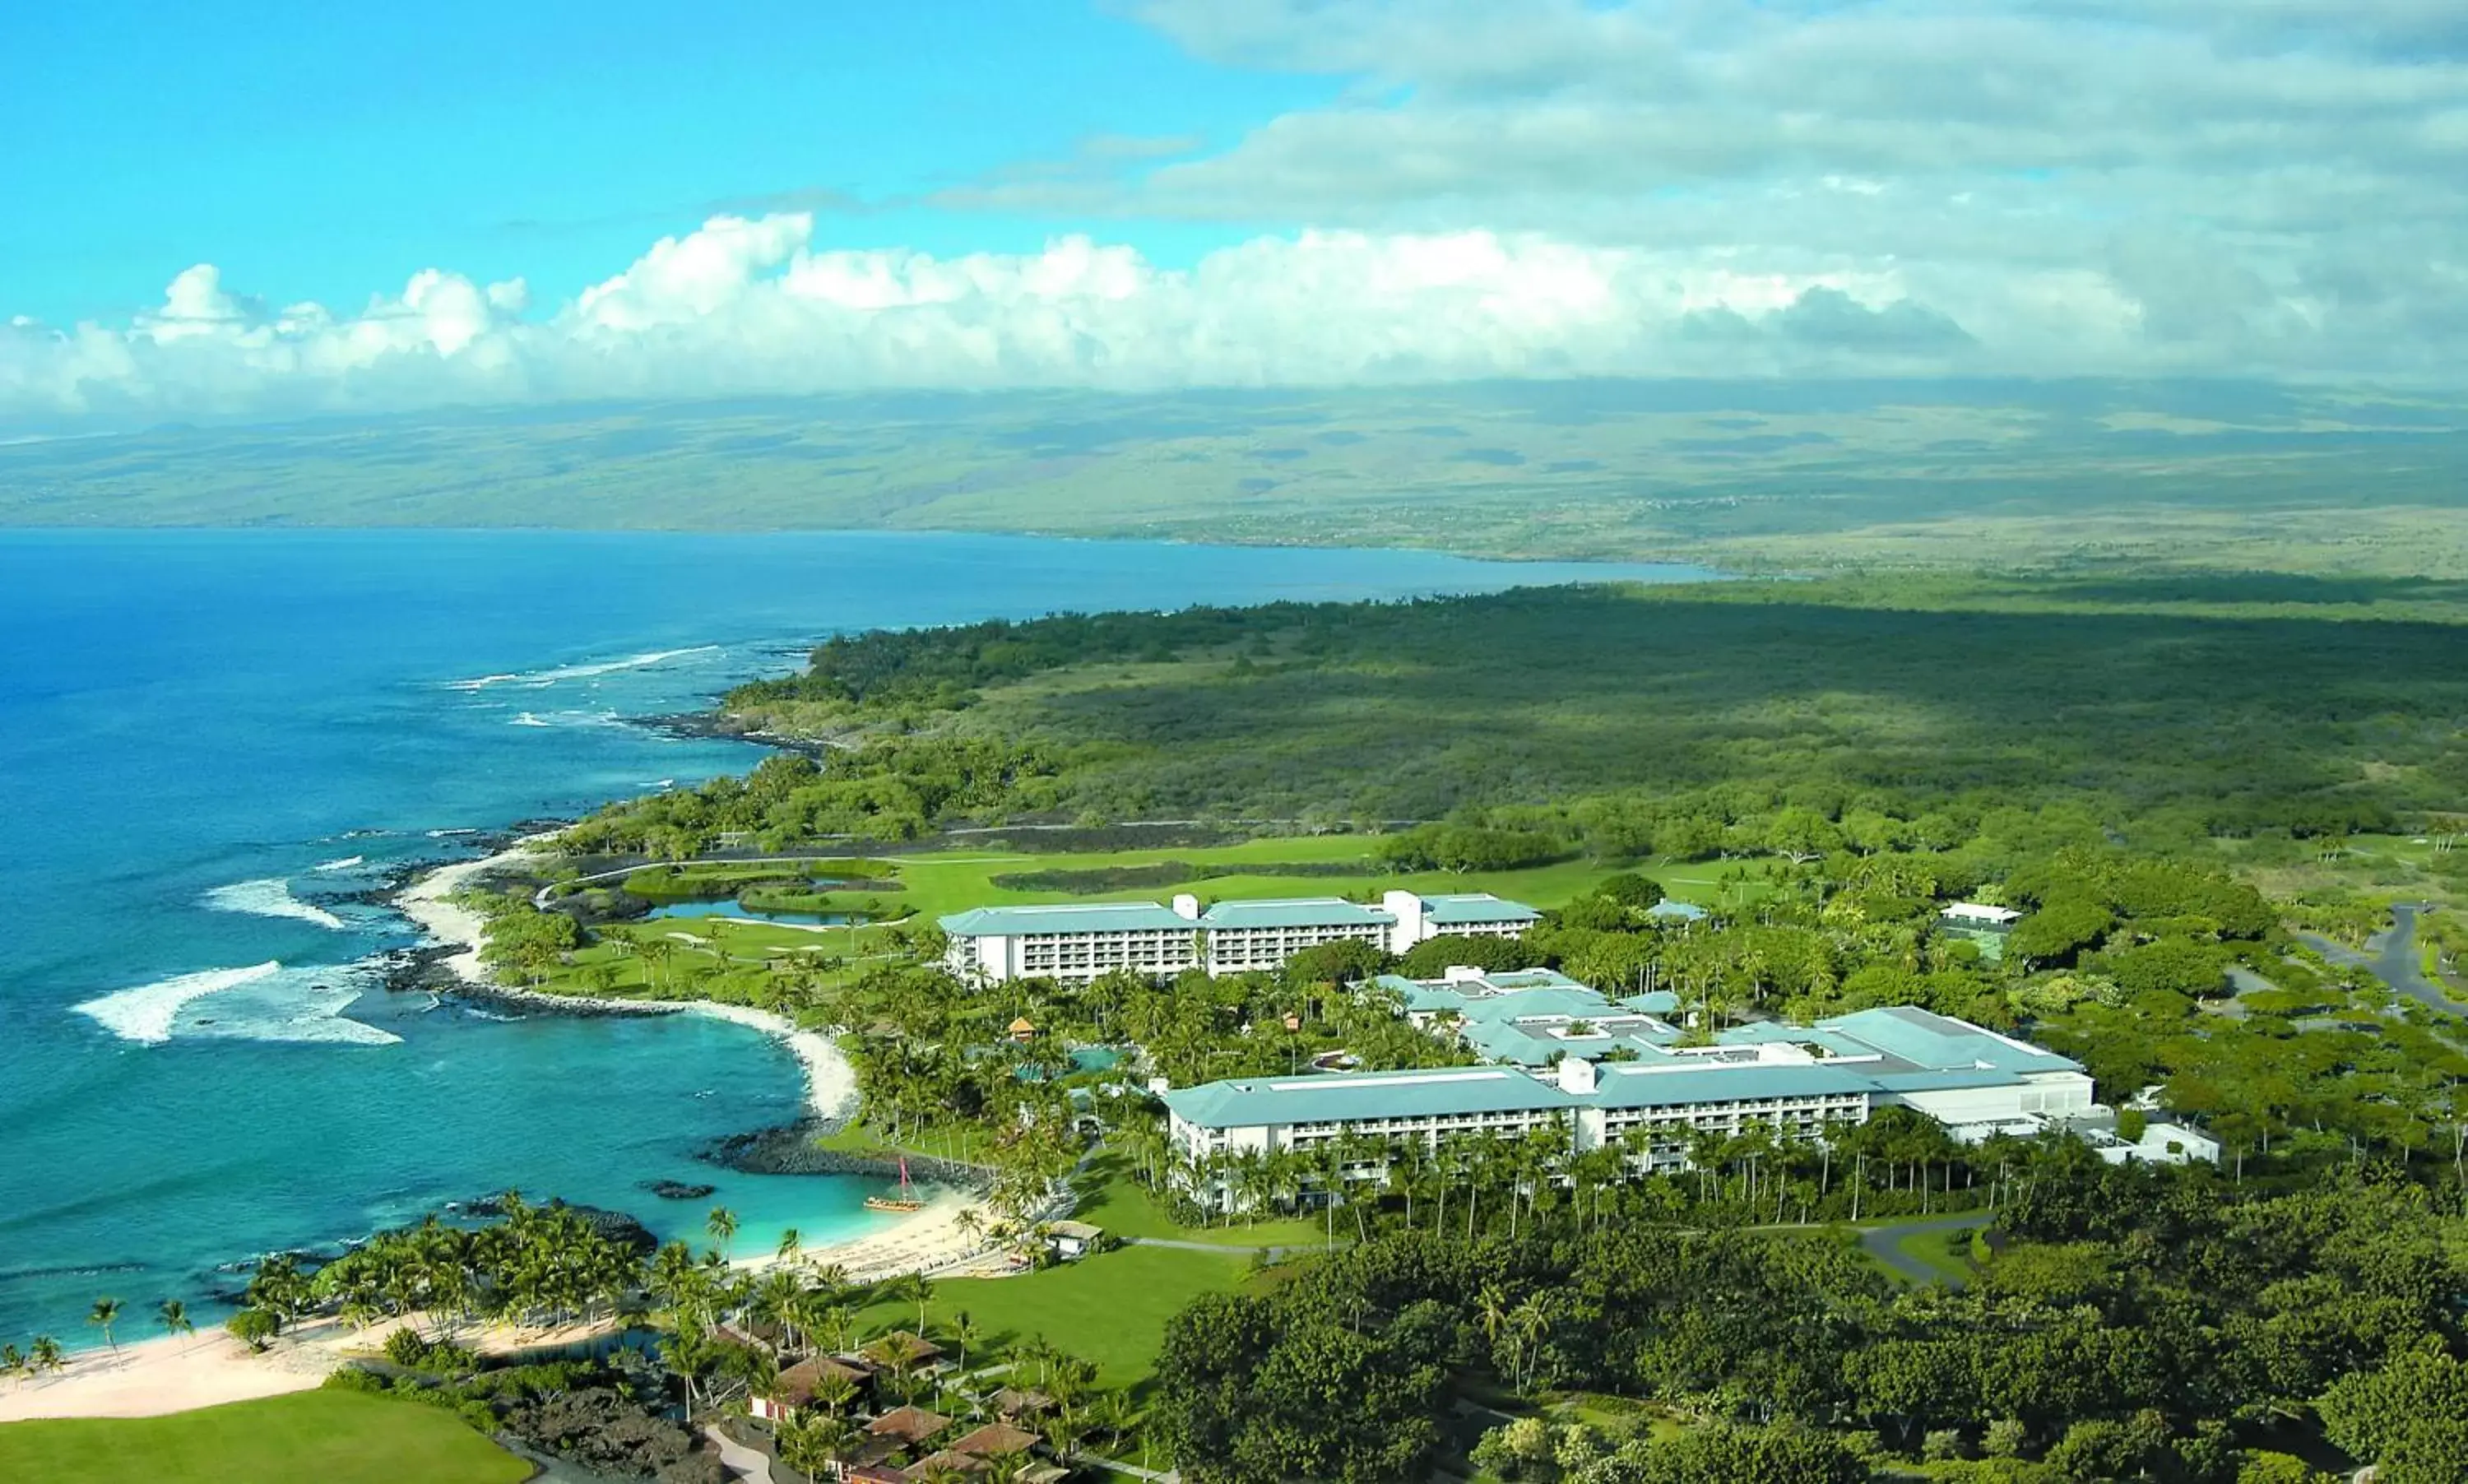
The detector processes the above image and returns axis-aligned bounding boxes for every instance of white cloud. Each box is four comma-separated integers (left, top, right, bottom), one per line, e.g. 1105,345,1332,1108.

5,1,2466,430
2,217,2030,430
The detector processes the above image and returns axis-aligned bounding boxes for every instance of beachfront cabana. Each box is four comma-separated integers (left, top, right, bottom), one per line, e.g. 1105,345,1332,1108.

861,1332,947,1374
990,1386,1055,1421
1045,1220,1104,1260
950,1421,1041,1461
867,1403,953,1453
750,1353,878,1422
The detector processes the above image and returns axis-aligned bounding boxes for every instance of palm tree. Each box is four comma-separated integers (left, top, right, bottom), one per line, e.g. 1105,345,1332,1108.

954,1207,985,1248
29,1337,63,1375
1,1343,25,1380
949,1309,980,1370
87,1296,123,1354
777,1227,803,1268
893,1272,934,1336
1096,1390,1142,1448
707,1206,739,1259
779,1412,855,1478
813,1369,861,1414
158,1299,195,1348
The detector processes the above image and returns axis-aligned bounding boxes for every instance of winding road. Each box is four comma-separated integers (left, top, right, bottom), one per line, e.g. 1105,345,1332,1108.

2300,902,2468,1016
1855,1214,1982,1287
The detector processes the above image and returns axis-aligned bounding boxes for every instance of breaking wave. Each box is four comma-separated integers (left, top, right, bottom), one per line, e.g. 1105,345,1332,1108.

443,646,721,692
314,855,365,872
203,878,346,930
72,962,401,1047
74,962,282,1044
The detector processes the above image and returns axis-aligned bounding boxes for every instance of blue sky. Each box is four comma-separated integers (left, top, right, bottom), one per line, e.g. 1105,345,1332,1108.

2,2,2462,432
2,0,1326,323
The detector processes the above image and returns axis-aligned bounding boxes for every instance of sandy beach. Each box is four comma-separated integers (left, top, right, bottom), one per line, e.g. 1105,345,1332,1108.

0,1189,1004,1423
0,1329,327,1422
751,1187,1006,1285
0,1311,636,1425
397,842,858,1122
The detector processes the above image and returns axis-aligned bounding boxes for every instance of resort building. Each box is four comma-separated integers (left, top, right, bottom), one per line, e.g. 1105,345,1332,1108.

939,890,1541,985
1162,973,2162,1209
1378,889,1543,953
1941,902,2024,929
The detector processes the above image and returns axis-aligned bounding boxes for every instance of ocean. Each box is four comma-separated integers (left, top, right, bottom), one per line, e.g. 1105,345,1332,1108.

0,527,1716,1347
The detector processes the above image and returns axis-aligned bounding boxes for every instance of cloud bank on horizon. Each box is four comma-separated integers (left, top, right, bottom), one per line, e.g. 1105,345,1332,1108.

6,0,2463,433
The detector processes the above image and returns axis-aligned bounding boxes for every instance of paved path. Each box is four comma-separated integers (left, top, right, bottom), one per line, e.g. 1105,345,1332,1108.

1857,1214,1984,1287
1074,1451,1178,1482
1126,1236,1319,1259
2302,903,2468,1015
703,1422,776,1484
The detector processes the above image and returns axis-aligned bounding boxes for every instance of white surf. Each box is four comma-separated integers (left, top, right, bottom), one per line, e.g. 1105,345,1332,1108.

203,878,347,930
73,962,284,1044
444,645,720,692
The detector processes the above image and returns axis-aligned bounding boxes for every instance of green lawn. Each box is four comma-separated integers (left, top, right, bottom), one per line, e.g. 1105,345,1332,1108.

884,834,1764,925
0,1389,529,1484
1891,1227,1980,1287
852,1243,1255,1391
1069,1155,1329,1250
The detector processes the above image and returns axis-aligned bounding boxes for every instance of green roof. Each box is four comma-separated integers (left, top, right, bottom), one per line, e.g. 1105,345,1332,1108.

1164,1066,1570,1128
1816,1006,2083,1074
940,902,1194,935
1200,897,1393,930
1421,893,1543,925
1594,1060,1877,1109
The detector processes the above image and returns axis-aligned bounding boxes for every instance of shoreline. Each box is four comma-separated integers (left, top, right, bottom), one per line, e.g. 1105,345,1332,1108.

0,846,980,1425
394,840,859,1124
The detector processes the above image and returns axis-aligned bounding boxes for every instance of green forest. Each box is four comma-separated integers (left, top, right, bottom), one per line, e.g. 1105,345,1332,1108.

572,572,2468,851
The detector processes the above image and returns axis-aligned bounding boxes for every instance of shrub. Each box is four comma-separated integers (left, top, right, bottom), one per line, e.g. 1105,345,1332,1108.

226,1307,280,1352
1983,1417,2030,1458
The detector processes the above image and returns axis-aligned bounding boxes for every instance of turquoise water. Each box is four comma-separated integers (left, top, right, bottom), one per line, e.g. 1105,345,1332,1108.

646,899,861,927
0,528,1719,1348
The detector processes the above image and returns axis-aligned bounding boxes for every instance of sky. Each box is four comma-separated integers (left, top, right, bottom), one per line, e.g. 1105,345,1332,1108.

3,0,2465,432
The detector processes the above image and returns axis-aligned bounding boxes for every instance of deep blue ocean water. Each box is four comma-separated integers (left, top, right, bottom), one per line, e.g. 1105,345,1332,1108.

0,528,1715,1347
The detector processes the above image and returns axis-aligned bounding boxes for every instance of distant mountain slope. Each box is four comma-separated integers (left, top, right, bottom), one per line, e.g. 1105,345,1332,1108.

4,378,2463,575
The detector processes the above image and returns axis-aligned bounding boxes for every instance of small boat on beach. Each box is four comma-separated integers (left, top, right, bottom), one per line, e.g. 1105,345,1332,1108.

864,1157,926,1213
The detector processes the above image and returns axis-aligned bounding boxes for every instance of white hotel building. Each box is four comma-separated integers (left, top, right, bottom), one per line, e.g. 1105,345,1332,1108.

1160,970,2209,1209
938,890,1540,985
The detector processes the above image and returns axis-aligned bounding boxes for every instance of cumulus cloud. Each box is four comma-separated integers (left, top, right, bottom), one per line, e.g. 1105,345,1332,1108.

2,217,2028,431
1080,0,2468,376
4,1,2464,431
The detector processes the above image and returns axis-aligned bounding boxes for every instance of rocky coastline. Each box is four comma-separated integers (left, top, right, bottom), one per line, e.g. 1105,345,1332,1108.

633,709,847,758
698,1121,995,1192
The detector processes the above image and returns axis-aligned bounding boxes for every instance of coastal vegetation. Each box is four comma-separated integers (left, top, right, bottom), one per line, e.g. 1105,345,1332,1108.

575,573,2468,847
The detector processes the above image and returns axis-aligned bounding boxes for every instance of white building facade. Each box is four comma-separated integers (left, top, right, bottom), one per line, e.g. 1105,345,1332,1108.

1162,1000,2129,1211
939,891,1541,985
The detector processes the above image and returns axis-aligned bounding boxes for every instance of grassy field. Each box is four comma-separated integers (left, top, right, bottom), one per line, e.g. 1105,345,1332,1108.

525,834,1765,1001
1068,1154,1329,1250
0,1390,529,1484
1890,1226,1983,1287
851,1243,1257,1391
